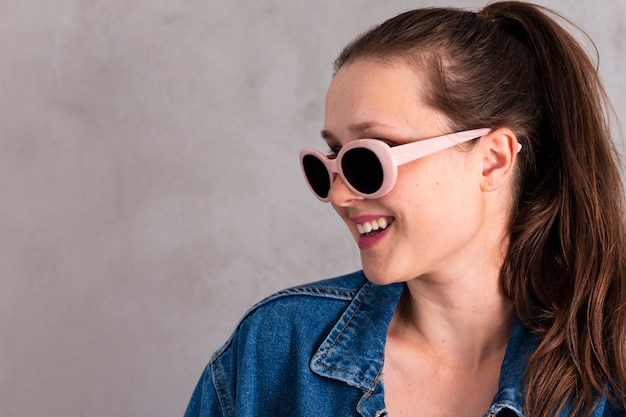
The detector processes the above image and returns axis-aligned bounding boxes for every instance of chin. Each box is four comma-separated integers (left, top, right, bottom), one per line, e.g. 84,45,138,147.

361,263,408,286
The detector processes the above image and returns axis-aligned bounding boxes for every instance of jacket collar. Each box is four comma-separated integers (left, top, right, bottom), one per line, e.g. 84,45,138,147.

310,277,403,391
487,317,538,416
310,272,539,416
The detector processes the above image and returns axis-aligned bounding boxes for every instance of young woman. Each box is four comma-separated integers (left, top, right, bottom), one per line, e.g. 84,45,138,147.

185,2,626,416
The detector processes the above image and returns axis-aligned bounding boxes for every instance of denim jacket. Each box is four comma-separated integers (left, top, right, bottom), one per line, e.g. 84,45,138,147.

184,271,622,416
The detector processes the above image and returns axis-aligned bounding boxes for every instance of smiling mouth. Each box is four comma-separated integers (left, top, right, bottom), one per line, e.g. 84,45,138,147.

356,217,394,236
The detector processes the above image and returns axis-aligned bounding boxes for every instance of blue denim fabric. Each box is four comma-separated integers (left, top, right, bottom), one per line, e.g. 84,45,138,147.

184,271,623,417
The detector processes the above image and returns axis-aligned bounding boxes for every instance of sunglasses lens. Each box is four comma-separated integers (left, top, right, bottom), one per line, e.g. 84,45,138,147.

342,148,384,195
302,154,331,199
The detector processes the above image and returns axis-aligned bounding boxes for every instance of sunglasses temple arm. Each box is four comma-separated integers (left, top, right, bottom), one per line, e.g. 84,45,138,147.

390,128,520,165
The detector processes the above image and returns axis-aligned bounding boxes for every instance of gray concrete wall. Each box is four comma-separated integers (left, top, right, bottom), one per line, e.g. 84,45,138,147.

1,1,624,416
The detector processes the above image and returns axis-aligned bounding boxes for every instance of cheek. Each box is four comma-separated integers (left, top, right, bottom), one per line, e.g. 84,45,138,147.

395,159,482,222
394,161,447,201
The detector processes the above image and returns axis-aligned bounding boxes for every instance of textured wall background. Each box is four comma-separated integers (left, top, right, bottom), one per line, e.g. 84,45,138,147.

1,0,624,416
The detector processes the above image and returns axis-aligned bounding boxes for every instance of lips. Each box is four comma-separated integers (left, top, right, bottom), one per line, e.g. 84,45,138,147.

352,216,394,250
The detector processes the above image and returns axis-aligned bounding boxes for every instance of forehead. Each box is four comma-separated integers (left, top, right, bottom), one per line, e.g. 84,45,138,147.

324,60,445,140
327,60,423,107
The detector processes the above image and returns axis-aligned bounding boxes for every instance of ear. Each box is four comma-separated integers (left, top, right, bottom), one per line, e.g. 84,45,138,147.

478,128,519,192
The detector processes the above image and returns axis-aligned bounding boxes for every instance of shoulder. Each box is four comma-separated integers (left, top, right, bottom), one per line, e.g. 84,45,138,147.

242,269,369,322
185,271,377,416
213,270,369,358
253,270,369,306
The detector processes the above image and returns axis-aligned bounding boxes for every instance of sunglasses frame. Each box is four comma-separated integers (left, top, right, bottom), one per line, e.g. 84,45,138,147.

300,128,493,202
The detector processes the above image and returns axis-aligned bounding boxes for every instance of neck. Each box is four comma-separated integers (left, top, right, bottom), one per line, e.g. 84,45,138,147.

390,271,515,370
387,192,516,369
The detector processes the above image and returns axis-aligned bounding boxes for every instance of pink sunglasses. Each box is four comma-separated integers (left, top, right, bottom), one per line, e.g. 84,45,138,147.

300,128,494,202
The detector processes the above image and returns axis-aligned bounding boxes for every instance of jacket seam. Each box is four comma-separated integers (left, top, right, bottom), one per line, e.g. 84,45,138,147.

211,358,234,417
313,283,377,385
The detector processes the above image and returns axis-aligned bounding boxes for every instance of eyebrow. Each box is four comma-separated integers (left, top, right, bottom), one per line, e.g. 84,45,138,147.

320,121,392,141
320,129,334,140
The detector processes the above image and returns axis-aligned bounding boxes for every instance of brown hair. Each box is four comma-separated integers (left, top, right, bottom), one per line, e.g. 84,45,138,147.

334,2,626,415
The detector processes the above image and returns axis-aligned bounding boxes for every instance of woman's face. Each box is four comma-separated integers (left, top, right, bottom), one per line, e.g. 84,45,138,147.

323,60,497,285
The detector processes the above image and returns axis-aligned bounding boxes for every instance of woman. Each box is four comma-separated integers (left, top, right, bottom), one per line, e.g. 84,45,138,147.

185,2,625,416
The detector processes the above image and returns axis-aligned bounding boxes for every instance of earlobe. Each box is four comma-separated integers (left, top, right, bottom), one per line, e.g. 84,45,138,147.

479,128,519,192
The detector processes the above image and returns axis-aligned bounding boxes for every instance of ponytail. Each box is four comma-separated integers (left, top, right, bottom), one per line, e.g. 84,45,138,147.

481,3,626,415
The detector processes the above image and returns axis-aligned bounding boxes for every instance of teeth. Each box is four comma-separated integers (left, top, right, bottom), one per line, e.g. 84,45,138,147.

356,217,392,235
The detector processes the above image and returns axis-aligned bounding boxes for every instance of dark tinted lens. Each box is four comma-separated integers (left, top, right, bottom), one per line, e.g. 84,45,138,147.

341,148,383,194
302,154,331,198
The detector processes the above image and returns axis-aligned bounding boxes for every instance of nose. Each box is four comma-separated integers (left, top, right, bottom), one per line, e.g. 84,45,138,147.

327,174,360,206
